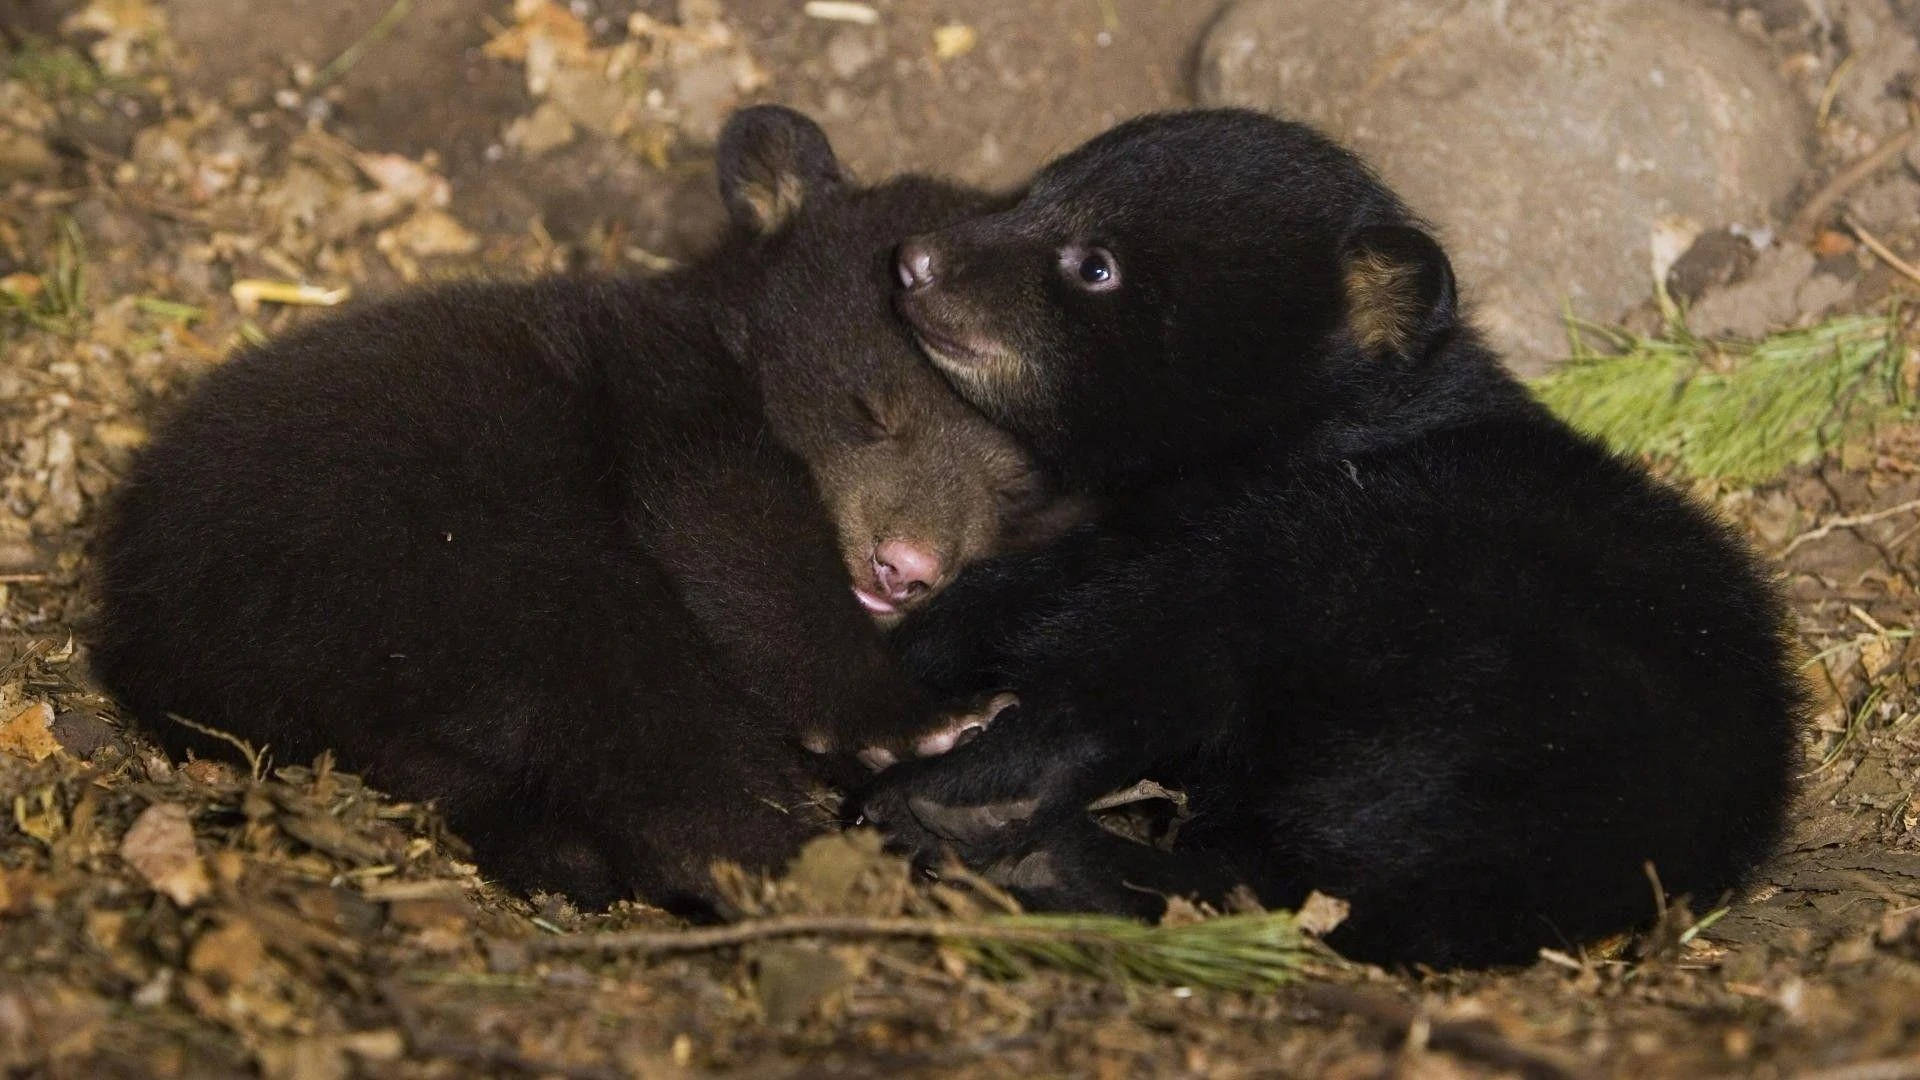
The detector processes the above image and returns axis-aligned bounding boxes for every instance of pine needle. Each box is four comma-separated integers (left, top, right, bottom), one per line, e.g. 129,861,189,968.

1529,312,1912,484
534,909,1329,992
956,910,1327,992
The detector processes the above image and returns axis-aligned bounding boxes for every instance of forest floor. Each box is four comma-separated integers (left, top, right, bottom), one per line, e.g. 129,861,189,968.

3,1,1920,1076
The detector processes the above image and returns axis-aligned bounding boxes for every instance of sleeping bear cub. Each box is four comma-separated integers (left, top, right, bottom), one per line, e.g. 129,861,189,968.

862,109,1803,968
91,106,1067,914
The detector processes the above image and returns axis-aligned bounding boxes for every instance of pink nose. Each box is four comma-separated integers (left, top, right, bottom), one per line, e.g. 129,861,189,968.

873,539,942,603
896,237,940,291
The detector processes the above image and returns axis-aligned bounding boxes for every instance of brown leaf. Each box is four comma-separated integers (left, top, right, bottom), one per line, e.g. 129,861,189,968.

932,22,977,61
503,101,577,157
385,897,472,933
0,272,43,299
379,209,481,259
482,0,592,92
0,701,60,763
180,758,238,786
120,802,211,907
1296,890,1352,937
351,151,450,207
277,811,388,866
187,919,266,989
338,1030,405,1063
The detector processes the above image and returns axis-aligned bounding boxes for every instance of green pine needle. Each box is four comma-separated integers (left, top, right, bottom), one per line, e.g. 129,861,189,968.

1530,312,1912,484
955,909,1325,992
538,909,1329,992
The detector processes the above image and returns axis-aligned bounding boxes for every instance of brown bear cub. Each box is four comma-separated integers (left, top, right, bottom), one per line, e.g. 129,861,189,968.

860,109,1802,968
90,106,1066,914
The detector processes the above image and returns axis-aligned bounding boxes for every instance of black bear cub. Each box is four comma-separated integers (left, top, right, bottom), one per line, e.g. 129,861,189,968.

91,107,1064,914
863,109,1803,968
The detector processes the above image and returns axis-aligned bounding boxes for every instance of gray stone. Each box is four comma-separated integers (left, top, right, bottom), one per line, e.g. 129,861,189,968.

50,710,119,760
1666,227,1758,305
1686,244,1823,340
1848,172,1920,236
1833,1,1920,139
1198,0,1812,373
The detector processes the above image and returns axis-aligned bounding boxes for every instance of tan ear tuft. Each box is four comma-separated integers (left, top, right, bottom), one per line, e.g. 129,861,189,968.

1345,250,1422,355
737,171,808,234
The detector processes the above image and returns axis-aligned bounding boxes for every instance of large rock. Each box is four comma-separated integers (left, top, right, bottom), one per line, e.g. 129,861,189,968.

1198,0,1812,373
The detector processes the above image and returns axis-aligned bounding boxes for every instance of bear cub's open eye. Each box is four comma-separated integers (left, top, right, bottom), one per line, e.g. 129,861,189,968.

1059,245,1121,293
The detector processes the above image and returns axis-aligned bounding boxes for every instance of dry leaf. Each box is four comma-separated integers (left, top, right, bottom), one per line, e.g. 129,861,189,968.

188,919,267,989
0,272,43,299
1860,636,1896,680
0,129,58,182
93,421,149,450
13,786,64,845
352,151,451,208
382,210,481,259
180,758,238,785
483,0,593,96
0,701,60,762
60,0,167,76
120,802,212,907
503,101,578,157
339,1030,405,1063
1295,890,1351,937
933,23,977,61
1159,895,1211,927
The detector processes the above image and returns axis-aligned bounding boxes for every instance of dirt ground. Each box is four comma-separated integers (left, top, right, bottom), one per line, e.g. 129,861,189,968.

4,1,1920,1076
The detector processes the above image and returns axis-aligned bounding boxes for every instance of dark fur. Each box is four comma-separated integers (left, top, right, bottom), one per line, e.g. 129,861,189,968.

861,110,1803,968
90,107,1054,914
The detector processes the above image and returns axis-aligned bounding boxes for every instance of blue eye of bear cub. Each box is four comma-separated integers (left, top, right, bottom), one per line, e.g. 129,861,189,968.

1060,245,1120,291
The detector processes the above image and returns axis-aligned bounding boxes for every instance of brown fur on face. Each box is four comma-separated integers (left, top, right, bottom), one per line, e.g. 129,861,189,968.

722,121,1089,626
810,374,1087,626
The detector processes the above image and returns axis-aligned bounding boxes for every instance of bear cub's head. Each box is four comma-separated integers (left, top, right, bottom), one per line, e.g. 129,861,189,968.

892,108,1478,492
714,106,1087,623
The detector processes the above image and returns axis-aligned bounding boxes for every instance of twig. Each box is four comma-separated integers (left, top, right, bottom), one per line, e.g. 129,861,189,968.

1297,983,1589,1080
165,712,268,783
532,914,1143,955
1781,498,1920,555
1845,214,1920,289
1851,604,1892,637
1815,55,1857,129
529,911,1321,992
1789,126,1916,240
310,0,415,93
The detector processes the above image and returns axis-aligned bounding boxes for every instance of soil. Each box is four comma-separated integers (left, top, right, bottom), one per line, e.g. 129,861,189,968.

3,1,1920,1077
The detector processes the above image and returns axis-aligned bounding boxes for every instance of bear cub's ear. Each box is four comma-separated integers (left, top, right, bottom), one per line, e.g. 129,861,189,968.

716,105,846,234
1343,225,1457,362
